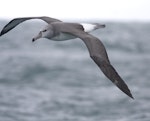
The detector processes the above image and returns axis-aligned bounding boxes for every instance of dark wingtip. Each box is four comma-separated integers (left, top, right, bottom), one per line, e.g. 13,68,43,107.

0,31,3,36
121,86,134,99
0,32,4,36
131,96,134,99
128,92,134,99
0,29,8,37
119,85,134,99
122,85,134,99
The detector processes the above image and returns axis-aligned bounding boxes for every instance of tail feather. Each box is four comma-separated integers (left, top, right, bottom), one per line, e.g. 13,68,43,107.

80,23,105,32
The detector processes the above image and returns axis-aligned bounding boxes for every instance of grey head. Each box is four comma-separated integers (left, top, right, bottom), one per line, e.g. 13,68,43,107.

32,24,55,42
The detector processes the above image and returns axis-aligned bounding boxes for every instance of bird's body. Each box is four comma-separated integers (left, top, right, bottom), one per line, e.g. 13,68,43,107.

51,32,76,41
0,16,134,99
46,23,99,41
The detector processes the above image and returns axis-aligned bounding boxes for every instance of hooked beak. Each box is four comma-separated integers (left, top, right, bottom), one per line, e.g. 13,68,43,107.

32,32,42,42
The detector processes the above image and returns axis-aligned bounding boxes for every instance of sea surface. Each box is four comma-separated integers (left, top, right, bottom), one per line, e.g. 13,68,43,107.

0,20,150,121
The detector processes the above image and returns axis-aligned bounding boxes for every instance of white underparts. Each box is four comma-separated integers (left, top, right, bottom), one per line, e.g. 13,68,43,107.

51,33,76,41
50,23,98,41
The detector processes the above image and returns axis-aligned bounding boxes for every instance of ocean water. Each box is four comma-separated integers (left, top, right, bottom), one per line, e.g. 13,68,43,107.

0,20,150,121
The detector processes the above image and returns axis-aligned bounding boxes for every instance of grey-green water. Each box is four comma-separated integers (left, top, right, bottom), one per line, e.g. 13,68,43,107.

0,20,150,121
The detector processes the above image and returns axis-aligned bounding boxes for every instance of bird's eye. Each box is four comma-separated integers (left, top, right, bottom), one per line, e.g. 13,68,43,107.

43,29,47,32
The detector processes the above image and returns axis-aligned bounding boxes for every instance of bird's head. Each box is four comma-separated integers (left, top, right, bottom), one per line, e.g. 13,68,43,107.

32,25,54,42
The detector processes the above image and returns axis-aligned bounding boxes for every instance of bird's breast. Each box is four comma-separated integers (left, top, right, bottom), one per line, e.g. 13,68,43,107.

51,32,76,41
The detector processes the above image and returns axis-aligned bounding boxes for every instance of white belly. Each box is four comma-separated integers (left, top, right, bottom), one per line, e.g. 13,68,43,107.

51,33,76,41
50,23,97,41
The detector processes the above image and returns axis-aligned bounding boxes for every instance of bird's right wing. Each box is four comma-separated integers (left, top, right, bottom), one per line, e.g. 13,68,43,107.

58,23,133,98
0,16,61,36
77,32,134,99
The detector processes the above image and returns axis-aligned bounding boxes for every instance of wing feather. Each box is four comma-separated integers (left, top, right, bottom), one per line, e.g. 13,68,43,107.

0,16,61,36
58,24,134,98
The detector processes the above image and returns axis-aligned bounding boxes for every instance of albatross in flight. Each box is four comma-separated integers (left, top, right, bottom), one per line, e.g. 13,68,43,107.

0,16,134,99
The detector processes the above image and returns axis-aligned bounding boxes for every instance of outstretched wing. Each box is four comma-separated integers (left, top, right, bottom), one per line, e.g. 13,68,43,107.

91,55,134,99
57,23,134,98
0,16,61,36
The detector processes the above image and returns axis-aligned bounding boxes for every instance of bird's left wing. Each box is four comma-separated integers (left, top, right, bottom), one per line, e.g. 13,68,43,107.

0,16,61,36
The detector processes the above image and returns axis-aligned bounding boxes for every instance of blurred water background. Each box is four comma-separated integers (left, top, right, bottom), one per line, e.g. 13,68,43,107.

0,19,150,121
